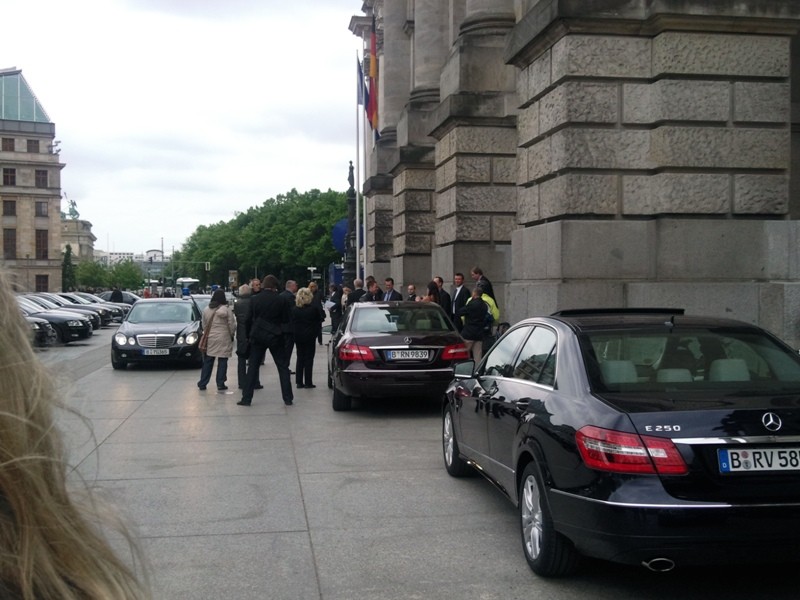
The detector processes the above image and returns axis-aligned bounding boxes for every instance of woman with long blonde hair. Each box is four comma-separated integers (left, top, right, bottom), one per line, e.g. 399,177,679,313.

0,270,149,599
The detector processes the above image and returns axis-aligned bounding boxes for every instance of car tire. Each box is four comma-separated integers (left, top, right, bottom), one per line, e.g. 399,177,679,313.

519,462,579,577
111,351,127,371
332,386,352,411
442,405,472,477
327,367,333,389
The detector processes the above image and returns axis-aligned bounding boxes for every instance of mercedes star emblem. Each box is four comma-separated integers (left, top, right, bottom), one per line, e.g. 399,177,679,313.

762,412,782,432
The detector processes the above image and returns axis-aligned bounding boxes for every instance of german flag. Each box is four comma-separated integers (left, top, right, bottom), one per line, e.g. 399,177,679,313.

366,15,378,131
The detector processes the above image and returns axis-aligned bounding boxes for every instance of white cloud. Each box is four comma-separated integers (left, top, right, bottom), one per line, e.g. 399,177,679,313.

1,0,364,253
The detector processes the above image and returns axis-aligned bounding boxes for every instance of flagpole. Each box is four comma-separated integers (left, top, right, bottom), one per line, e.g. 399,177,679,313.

362,99,369,273
354,53,362,282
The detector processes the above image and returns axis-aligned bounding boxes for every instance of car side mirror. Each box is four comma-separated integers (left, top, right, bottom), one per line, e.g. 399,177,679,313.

453,360,475,378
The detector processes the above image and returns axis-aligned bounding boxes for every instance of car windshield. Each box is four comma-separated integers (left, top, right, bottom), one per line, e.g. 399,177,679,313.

127,302,195,324
352,306,453,333
581,327,800,393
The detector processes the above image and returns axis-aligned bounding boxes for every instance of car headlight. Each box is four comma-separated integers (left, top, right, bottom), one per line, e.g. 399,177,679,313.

185,332,199,345
66,320,82,327
30,322,41,330
114,332,133,345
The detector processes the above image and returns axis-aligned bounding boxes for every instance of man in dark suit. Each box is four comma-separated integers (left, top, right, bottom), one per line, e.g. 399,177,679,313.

383,277,403,301
470,266,495,301
240,274,294,406
434,276,452,317
328,284,344,333
360,279,384,302
347,278,366,306
406,284,417,301
450,272,468,332
280,280,297,373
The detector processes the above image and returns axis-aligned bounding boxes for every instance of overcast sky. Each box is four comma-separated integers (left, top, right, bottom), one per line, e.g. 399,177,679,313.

1,0,364,255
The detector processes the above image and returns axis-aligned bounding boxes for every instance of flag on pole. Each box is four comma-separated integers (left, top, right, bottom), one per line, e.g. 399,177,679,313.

356,58,368,107
366,15,379,132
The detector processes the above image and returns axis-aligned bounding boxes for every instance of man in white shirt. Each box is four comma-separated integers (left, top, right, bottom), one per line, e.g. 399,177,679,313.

450,272,467,332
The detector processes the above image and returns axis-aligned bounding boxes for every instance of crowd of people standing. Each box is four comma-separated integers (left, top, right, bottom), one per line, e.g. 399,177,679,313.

196,264,500,406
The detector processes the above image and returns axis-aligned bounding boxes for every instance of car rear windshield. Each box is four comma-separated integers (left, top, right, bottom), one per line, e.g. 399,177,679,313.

352,306,453,333
580,327,800,393
127,303,195,324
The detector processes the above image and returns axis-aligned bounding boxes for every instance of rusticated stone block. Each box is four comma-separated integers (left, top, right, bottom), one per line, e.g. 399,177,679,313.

395,233,432,255
435,216,457,245
734,82,790,123
455,214,493,242
552,35,651,81
446,185,517,214
493,156,517,184
394,190,432,216
492,215,517,242
525,49,552,103
517,151,529,186
627,282,759,323
540,174,617,219
404,211,436,234
539,82,618,135
372,210,392,228
436,187,457,218
525,138,554,181
622,173,728,215
653,33,789,78
551,129,652,171
392,168,436,194
734,174,788,214
623,80,729,124
435,132,454,165
450,126,517,154
517,103,539,147
650,127,789,169
435,158,457,192
517,185,540,225
457,156,492,183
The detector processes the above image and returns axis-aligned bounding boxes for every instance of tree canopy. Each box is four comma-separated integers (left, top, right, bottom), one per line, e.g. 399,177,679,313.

173,188,346,287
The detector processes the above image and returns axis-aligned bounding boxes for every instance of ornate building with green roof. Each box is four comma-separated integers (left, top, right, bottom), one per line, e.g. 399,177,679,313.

0,67,65,291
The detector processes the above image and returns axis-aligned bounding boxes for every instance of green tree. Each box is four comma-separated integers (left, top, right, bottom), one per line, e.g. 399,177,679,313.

61,244,76,291
75,260,109,290
109,260,144,291
179,188,346,286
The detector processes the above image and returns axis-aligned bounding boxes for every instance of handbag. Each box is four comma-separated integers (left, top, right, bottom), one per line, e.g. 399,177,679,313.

199,309,219,353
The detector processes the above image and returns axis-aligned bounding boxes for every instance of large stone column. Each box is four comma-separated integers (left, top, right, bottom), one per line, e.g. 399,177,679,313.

506,1,800,347
430,0,517,307
391,0,451,289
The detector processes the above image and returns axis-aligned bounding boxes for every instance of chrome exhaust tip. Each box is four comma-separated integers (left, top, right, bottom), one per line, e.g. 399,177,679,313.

642,558,675,572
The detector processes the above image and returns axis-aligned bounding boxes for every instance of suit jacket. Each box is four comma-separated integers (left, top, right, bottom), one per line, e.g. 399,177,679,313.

384,289,402,301
450,285,468,330
438,289,452,318
347,288,366,306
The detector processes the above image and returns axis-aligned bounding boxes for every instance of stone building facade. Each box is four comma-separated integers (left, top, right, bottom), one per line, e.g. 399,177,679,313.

0,68,65,291
352,1,800,348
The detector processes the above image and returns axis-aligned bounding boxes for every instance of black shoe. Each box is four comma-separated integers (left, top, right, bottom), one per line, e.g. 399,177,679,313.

289,371,296,375
237,400,251,406
305,384,316,389
217,385,228,391
254,384,264,389
284,400,293,405
296,383,305,388
198,385,207,390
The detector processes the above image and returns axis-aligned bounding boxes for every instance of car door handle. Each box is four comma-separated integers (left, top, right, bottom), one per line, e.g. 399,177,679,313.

514,399,530,410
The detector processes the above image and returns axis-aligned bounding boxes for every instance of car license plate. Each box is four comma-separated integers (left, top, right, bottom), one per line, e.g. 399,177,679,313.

718,448,800,473
387,350,429,360
143,349,170,356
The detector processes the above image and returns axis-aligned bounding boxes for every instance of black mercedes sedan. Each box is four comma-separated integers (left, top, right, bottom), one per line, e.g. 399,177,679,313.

111,298,203,370
442,308,800,576
328,301,470,411
25,314,57,347
16,296,93,344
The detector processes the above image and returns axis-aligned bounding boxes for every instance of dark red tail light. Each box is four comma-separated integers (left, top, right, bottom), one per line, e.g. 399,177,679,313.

338,342,376,361
576,425,688,475
442,343,470,361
